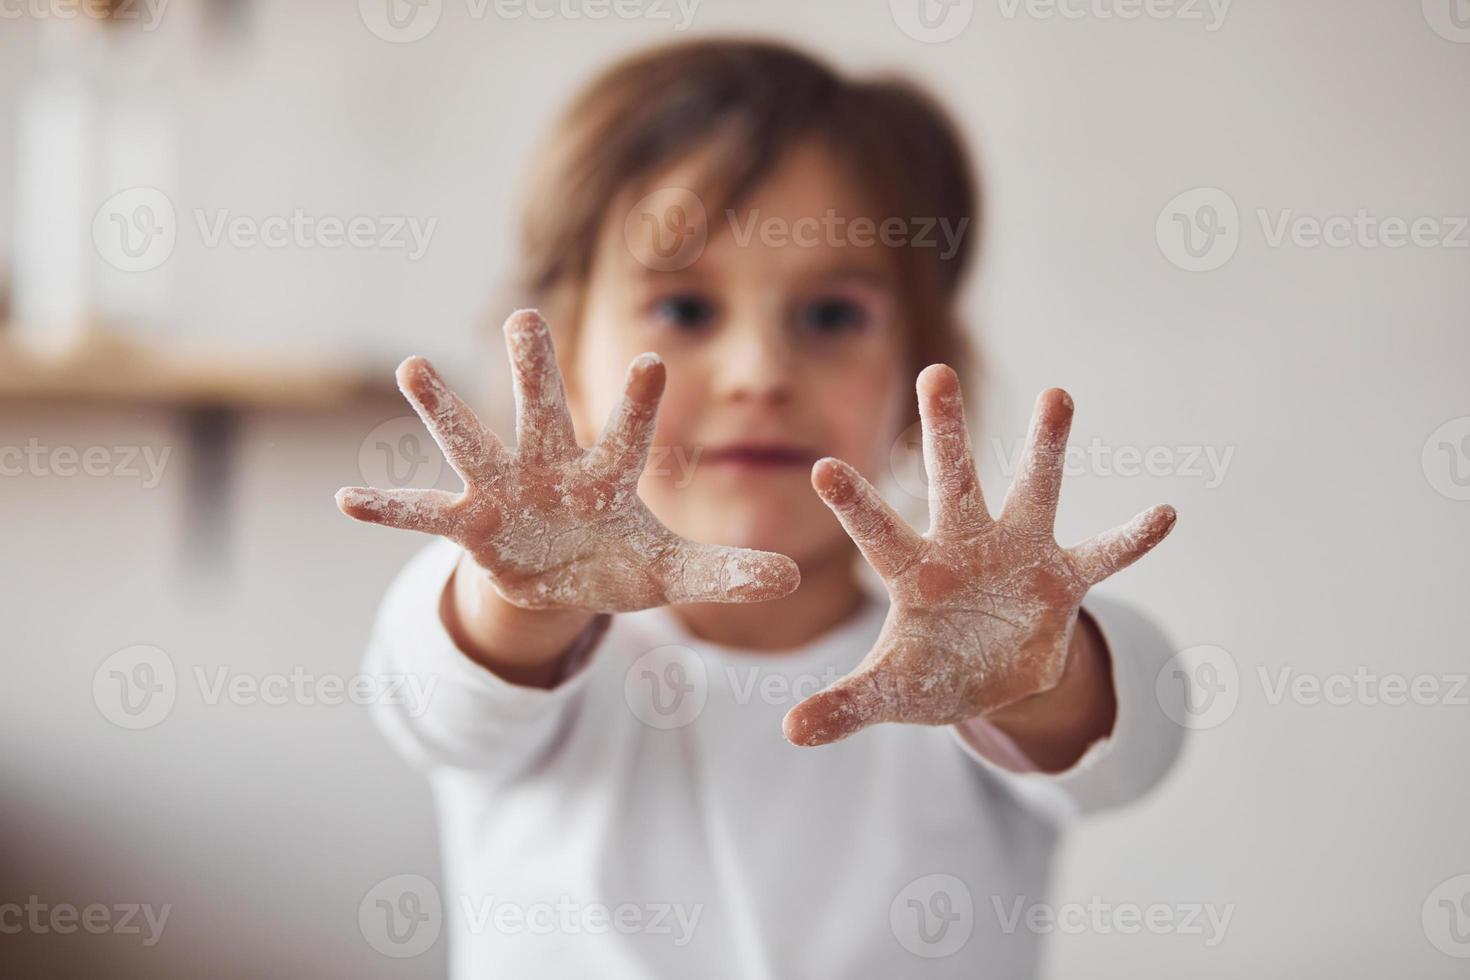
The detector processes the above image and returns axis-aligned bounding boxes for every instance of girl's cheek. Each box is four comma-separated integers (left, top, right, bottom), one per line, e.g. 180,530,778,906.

566,331,646,443
824,361,907,476
654,386,700,475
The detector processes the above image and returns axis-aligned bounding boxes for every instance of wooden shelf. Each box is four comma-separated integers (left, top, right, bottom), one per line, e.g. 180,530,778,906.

0,327,401,411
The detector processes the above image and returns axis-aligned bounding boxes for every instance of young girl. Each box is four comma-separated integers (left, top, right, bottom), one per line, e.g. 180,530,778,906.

337,39,1181,978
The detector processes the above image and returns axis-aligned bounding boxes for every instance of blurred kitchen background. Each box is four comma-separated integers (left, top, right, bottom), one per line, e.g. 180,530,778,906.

1,1,1467,977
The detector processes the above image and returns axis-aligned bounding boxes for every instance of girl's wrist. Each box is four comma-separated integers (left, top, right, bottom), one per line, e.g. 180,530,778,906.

441,549,597,688
979,609,1117,772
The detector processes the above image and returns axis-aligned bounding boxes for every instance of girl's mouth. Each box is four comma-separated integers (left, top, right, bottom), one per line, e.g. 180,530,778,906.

701,443,821,469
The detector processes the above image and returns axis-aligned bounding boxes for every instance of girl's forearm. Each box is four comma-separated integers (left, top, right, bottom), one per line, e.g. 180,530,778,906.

979,610,1118,772
440,550,597,689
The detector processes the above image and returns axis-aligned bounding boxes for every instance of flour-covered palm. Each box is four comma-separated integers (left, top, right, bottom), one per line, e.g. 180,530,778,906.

337,310,799,611
783,366,1175,747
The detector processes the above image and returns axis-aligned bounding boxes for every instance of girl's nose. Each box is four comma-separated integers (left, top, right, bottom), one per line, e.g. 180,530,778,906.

713,321,796,408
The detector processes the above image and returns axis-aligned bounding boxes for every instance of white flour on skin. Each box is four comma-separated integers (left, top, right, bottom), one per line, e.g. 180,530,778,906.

782,371,1176,747
336,309,799,612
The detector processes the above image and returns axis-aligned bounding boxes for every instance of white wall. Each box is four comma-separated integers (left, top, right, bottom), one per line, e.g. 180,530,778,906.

2,1,1467,976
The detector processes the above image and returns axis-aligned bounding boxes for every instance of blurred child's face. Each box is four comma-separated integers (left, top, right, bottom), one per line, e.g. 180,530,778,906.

566,140,909,566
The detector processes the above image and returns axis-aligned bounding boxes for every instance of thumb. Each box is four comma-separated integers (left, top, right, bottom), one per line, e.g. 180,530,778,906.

659,541,801,605
783,672,889,747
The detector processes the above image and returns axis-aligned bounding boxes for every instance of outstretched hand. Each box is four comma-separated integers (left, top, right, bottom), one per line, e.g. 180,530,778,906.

783,365,1175,747
336,310,800,612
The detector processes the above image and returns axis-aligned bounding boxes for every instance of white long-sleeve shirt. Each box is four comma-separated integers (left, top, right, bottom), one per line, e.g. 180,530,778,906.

363,539,1183,978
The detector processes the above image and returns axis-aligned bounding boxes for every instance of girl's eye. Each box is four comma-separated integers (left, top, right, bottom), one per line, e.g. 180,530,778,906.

796,296,869,337
651,294,717,333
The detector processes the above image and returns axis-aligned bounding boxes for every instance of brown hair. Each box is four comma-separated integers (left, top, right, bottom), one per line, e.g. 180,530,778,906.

516,38,980,421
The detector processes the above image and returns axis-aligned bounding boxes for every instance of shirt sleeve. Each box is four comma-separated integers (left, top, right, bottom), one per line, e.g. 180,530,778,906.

951,593,1186,819
361,539,609,775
